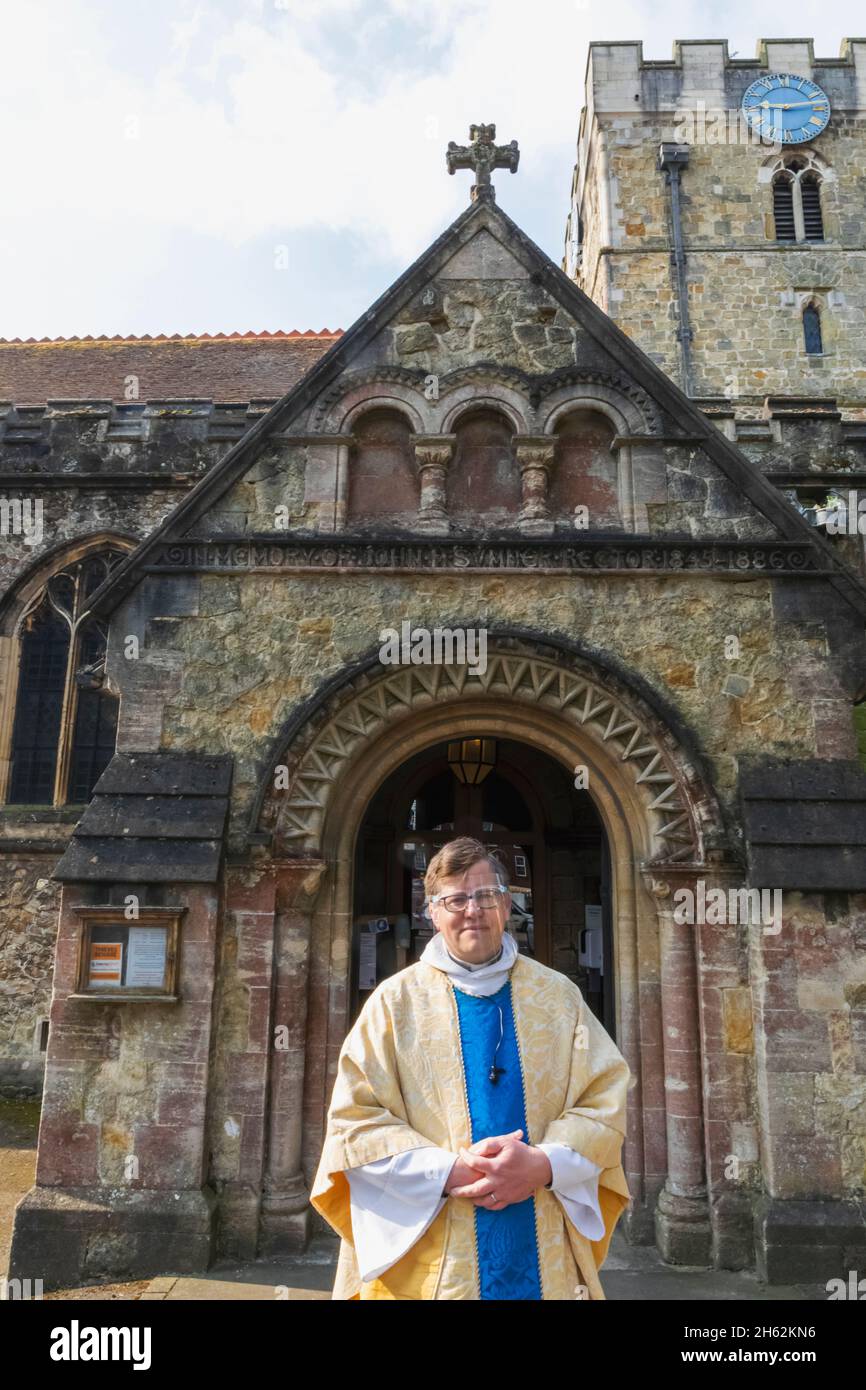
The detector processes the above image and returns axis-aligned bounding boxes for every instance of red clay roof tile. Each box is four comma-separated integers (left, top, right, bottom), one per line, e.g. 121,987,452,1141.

0,331,344,405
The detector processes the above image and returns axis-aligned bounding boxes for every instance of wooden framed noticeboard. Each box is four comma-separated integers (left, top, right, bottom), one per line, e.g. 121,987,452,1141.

70,906,185,1001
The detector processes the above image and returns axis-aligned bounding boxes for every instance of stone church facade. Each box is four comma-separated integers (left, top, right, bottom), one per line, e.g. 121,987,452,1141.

4,37,866,1291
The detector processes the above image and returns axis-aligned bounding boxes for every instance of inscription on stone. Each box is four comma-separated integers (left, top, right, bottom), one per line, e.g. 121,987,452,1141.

151,539,822,576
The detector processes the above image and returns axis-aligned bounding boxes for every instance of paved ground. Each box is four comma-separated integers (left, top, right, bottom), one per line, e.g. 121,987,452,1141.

1,1099,831,1301
0,1098,39,1287
134,1228,830,1301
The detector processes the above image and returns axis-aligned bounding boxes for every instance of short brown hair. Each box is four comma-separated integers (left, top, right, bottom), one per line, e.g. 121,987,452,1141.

424,836,508,901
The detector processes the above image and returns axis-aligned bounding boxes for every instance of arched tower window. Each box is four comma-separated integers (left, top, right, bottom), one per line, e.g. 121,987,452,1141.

802,302,823,355
772,160,824,243
800,174,824,240
772,173,795,241
7,549,124,805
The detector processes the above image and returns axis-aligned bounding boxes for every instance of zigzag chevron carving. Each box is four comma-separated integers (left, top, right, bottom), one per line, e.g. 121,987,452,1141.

270,647,701,863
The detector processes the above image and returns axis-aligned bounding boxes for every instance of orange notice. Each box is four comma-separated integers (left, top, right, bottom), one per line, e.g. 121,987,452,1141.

89,941,123,987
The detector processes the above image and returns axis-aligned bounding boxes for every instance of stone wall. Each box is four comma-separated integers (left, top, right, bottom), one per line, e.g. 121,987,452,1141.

107,566,860,846
0,857,59,1095
0,407,239,1084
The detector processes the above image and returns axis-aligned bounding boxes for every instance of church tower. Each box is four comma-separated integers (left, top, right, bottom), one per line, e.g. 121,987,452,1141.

566,38,866,423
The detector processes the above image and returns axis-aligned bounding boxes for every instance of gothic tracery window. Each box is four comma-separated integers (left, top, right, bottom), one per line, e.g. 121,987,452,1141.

7,549,124,805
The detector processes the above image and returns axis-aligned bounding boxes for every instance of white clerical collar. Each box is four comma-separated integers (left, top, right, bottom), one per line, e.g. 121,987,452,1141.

419,930,519,997
445,944,502,971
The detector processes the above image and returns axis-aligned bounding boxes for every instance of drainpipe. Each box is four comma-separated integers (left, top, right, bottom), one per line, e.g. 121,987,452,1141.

658,142,693,397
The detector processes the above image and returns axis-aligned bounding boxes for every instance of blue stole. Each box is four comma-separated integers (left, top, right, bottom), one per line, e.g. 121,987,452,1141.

452,979,543,1300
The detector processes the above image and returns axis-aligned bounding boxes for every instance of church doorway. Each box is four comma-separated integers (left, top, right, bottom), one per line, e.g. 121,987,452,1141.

350,737,614,1035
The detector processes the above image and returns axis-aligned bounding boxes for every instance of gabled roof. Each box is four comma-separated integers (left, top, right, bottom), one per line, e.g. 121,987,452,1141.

86,196,866,619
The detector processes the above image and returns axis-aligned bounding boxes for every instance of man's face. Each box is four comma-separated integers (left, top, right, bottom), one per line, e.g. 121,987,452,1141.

428,859,512,965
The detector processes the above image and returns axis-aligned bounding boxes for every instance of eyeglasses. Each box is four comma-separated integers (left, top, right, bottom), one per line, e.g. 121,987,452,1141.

428,885,509,915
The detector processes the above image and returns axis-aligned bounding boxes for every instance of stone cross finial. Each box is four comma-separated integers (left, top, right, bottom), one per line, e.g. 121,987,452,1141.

446,123,519,203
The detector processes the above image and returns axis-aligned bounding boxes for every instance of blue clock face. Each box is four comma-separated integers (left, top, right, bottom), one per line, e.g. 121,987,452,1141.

742,73,831,145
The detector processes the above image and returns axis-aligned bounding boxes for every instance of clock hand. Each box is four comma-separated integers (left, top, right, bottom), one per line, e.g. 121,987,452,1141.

755,100,826,110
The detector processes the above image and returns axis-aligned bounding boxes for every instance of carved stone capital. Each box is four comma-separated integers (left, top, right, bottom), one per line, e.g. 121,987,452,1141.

414,435,455,472
645,876,674,903
272,857,328,911
415,435,455,534
514,437,556,472
514,437,555,535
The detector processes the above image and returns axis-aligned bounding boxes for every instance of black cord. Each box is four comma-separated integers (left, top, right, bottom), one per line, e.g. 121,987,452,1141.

488,1003,506,1084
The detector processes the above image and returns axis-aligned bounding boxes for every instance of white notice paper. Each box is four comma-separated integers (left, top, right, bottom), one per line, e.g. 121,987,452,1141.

359,931,377,990
125,928,168,988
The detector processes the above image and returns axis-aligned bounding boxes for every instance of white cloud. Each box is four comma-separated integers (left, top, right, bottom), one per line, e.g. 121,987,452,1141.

0,0,860,335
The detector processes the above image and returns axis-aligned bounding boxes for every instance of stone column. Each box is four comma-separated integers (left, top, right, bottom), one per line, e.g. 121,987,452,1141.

514,437,555,536
414,435,454,533
258,857,327,1256
331,440,350,532
644,874,712,1265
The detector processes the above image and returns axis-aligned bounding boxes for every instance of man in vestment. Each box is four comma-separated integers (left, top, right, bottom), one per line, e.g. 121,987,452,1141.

310,836,631,1299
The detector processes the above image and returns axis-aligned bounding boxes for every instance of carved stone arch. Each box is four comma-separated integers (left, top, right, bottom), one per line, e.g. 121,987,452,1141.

536,369,662,436
438,364,533,397
441,391,529,437
541,390,636,440
255,632,726,866
436,364,533,434
342,396,424,436
311,367,433,434
257,632,733,1262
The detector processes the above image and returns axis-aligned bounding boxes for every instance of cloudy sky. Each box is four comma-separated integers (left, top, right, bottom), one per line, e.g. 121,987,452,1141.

0,0,859,338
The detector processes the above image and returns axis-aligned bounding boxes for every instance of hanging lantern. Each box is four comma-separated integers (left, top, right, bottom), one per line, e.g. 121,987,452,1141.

447,738,496,785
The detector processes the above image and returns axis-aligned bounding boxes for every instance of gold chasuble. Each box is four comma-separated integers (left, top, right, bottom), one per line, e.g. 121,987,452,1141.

310,951,631,1299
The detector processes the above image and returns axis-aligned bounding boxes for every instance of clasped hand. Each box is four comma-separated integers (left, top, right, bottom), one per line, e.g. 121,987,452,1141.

444,1129,552,1211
